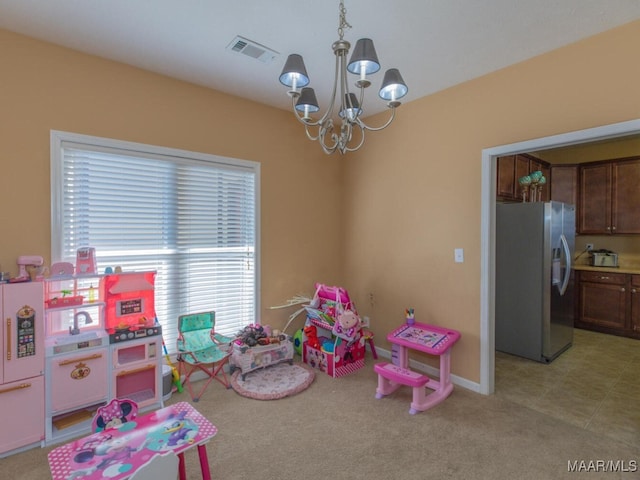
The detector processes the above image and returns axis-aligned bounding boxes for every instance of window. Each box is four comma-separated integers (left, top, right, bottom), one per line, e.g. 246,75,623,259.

50,131,259,352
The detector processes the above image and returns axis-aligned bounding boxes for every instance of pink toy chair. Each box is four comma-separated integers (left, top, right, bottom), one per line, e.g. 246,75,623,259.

91,398,139,432
176,311,234,402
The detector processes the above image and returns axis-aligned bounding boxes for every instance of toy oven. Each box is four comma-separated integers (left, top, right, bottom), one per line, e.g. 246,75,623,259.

101,272,156,342
111,337,161,408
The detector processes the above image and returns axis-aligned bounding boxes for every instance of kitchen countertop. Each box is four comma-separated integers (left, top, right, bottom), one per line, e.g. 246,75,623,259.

573,253,640,274
573,264,640,275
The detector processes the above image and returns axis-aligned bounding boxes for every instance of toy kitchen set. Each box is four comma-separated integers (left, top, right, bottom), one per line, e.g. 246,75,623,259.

42,264,164,447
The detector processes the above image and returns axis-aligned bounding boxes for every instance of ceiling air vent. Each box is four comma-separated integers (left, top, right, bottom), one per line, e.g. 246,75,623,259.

226,35,279,64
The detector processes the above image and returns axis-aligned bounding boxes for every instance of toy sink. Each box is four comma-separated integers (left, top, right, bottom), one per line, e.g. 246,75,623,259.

55,331,99,345
47,331,109,357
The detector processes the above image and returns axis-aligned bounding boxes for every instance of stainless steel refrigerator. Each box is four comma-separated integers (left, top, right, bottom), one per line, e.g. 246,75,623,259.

496,201,575,363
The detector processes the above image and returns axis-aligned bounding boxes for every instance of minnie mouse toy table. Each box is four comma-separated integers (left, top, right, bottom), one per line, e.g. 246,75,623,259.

374,321,460,414
48,402,217,480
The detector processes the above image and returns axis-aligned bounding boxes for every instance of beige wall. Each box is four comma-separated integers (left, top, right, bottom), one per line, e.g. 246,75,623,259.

2,20,640,386
0,28,344,329
344,21,640,383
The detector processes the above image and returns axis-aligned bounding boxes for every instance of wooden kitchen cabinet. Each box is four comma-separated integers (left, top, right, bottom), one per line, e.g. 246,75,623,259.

631,275,640,334
576,271,627,331
612,159,640,234
496,153,549,202
528,155,550,202
497,154,529,201
576,270,640,339
550,165,578,206
578,157,640,234
579,162,611,233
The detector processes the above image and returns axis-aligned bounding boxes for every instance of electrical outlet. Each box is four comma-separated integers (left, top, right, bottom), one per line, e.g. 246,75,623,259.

586,243,594,251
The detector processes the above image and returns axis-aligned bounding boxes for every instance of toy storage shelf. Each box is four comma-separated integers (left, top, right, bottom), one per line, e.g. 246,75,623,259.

302,314,365,378
48,400,107,446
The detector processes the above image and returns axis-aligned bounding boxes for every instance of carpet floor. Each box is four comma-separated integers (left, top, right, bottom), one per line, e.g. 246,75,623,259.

2,354,637,479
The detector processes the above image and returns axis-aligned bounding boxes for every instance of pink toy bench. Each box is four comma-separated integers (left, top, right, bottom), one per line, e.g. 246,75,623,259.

375,362,431,414
374,362,429,388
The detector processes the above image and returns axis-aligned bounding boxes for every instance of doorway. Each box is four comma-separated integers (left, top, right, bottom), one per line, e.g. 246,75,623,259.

479,118,640,395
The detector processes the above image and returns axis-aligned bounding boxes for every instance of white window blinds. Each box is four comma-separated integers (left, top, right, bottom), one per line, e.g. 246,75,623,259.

50,131,259,352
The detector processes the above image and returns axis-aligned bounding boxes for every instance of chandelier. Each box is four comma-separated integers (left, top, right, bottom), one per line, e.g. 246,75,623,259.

278,0,408,155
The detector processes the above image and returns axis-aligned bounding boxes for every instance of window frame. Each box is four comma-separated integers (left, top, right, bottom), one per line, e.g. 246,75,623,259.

50,130,261,349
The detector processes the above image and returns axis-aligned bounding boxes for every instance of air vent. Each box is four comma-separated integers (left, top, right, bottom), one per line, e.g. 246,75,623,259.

226,35,279,64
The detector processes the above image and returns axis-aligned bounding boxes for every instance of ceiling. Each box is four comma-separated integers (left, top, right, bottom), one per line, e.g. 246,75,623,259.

2,1,640,117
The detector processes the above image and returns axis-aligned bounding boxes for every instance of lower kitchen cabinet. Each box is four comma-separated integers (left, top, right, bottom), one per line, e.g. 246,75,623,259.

632,275,640,334
576,270,640,339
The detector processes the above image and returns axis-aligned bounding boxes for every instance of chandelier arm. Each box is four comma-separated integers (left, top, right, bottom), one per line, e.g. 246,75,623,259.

303,124,321,142
339,49,351,115
316,49,343,126
318,122,339,154
343,122,366,153
300,121,341,155
355,107,397,132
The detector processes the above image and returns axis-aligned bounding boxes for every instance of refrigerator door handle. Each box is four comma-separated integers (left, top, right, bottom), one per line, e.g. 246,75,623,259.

559,233,571,296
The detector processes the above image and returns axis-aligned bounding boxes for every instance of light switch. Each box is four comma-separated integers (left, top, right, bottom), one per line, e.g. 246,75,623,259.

454,248,464,263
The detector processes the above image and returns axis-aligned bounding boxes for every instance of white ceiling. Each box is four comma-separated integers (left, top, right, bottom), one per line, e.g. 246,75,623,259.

1,1,640,117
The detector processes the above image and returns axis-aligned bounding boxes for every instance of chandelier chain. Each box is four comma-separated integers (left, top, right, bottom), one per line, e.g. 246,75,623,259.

337,0,351,41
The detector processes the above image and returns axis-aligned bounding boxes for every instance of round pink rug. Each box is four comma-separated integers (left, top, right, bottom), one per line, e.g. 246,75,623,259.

230,362,315,400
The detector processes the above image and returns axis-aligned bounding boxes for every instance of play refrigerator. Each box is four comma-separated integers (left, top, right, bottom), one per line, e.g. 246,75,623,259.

0,282,45,457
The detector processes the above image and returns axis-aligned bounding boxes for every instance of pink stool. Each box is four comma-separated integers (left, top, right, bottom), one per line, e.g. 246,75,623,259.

374,362,430,414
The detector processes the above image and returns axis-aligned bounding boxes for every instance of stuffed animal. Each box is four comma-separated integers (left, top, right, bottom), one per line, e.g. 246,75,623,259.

236,324,267,347
332,310,361,340
303,325,321,350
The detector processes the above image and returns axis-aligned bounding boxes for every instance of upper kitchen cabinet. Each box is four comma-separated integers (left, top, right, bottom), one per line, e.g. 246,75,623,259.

612,158,640,234
497,154,528,201
496,154,549,202
550,165,578,207
528,155,550,202
578,157,640,234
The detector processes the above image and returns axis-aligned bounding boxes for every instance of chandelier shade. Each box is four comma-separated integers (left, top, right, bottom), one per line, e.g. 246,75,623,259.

279,54,310,90
339,93,362,120
279,0,408,154
347,38,380,76
295,87,320,118
379,68,408,105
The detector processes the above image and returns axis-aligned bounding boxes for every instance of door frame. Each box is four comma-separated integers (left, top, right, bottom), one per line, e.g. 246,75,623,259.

479,118,640,395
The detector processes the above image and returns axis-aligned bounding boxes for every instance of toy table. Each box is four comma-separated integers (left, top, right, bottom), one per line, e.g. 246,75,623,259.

229,336,294,380
374,322,460,414
47,402,217,480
